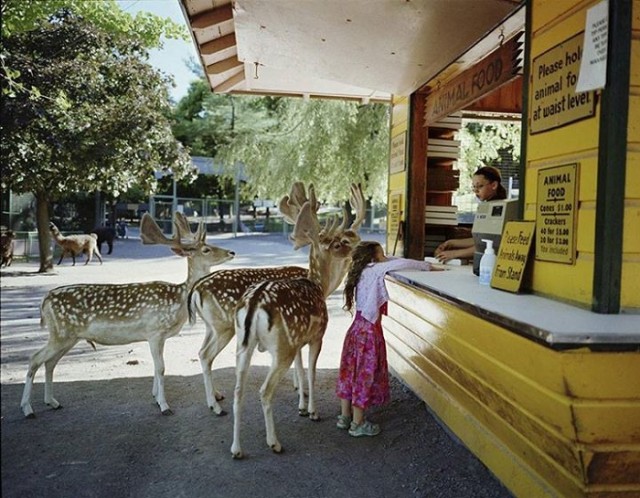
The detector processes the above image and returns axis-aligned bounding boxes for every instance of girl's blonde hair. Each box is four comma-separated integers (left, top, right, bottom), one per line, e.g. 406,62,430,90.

343,241,382,313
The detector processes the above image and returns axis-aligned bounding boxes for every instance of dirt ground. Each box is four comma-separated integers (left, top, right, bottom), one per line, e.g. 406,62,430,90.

1,232,512,498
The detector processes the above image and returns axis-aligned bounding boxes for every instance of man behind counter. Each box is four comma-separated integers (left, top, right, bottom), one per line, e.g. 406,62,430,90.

434,166,507,263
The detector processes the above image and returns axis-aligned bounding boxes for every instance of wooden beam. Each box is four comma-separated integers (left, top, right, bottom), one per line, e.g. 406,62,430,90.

406,92,427,260
213,71,244,93
206,56,243,75
200,33,236,55
190,4,233,30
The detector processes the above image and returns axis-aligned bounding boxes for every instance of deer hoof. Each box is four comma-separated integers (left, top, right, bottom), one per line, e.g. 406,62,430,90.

25,412,36,419
161,408,174,416
309,413,320,422
298,408,309,417
271,443,283,454
231,451,244,460
215,409,227,417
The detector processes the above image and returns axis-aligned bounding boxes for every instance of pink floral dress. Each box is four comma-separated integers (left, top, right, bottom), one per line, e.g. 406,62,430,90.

336,258,432,409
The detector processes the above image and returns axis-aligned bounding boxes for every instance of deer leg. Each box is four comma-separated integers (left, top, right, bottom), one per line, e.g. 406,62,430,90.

57,252,64,265
199,325,233,415
305,340,323,421
231,339,257,460
261,351,296,454
43,339,77,409
94,247,103,265
148,338,171,415
20,348,46,418
293,351,308,416
20,338,75,417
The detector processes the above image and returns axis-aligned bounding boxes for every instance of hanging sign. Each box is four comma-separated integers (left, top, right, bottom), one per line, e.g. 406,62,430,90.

535,163,578,264
491,221,535,293
425,35,523,125
576,0,609,92
530,33,596,134
389,132,407,174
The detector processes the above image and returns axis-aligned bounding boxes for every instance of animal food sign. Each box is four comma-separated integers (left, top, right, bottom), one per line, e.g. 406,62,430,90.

530,33,596,134
535,163,578,264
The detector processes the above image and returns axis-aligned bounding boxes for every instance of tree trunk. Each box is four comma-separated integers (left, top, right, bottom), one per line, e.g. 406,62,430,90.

94,191,103,228
35,192,54,273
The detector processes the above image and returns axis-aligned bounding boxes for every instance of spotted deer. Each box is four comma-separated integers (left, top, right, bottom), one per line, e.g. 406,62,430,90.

20,213,235,418
188,183,364,416
230,183,364,459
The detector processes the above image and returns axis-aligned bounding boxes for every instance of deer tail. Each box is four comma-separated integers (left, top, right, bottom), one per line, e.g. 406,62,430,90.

242,281,271,347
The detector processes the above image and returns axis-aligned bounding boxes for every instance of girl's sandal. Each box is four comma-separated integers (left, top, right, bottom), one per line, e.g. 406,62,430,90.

348,420,381,437
336,414,351,430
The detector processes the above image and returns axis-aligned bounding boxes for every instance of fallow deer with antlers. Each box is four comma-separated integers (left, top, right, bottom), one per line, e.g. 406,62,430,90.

230,183,365,458
188,183,365,416
20,213,235,418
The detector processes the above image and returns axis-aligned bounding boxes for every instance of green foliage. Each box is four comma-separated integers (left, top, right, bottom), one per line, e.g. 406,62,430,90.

458,120,521,193
1,7,192,271
1,0,187,98
171,84,391,203
1,11,192,200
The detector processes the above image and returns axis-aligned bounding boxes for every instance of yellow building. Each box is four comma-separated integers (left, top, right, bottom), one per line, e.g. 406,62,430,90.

181,1,639,496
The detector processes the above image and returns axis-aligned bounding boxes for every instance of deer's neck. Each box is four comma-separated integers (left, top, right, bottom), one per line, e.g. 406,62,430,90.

308,246,337,298
185,261,205,294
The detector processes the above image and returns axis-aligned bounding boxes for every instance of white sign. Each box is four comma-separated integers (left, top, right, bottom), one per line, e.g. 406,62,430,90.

576,0,609,92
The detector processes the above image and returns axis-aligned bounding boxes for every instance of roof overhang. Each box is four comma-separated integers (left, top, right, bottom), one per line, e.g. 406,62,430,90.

179,0,524,102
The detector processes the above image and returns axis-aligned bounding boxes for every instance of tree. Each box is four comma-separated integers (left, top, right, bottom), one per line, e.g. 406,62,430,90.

458,120,521,194
1,0,185,98
225,98,390,207
171,85,391,205
1,9,192,272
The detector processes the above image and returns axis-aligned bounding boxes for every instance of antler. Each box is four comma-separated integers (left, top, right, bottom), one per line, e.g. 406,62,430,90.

321,183,366,238
348,182,366,231
140,212,205,247
278,182,320,225
291,186,321,250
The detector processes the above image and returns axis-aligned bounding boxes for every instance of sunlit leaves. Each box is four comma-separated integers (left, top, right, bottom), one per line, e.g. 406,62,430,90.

457,121,521,193
1,10,190,202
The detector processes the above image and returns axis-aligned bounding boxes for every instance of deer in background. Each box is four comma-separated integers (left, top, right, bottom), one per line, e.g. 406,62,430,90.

1,230,16,268
188,183,365,416
20,213,235,418
230,183,364,459
49,222,103,266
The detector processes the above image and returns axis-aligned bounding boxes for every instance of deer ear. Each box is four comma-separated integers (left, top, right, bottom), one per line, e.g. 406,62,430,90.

170,247,192,258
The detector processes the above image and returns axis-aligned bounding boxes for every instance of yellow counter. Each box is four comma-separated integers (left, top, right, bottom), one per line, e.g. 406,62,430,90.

383,268,640,498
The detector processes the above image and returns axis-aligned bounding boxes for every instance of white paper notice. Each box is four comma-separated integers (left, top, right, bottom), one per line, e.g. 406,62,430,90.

576,0,609,92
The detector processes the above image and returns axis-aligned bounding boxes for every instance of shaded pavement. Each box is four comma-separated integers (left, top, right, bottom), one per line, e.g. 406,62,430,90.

1,230,512,498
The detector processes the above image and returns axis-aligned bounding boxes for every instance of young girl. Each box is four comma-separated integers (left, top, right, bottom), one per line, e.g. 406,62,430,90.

336,241,439,437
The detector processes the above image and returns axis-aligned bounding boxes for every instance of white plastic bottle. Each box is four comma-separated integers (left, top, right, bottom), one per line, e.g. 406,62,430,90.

478,239,496,286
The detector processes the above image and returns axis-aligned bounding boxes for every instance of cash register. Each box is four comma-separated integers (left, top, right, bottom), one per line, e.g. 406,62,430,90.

471,199,519,275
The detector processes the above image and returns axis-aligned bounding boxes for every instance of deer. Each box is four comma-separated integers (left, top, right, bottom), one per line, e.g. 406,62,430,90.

20,212,235,418
230,183,365,459
49,222,103,266
188,183,365,416
1,229,16,268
